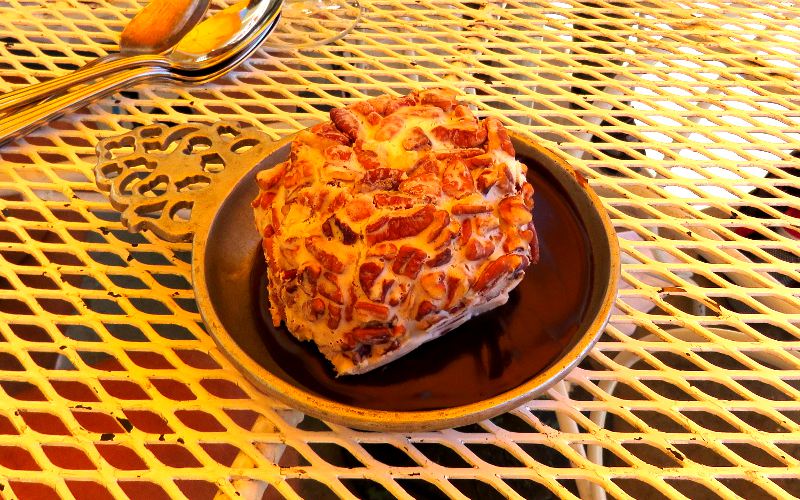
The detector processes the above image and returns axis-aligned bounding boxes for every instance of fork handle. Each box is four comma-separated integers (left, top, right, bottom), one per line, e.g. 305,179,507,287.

0,65,171,146
0,54,167,116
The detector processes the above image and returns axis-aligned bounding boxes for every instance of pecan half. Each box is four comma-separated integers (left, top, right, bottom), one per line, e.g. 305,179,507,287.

475,169,497,194
360,168,404,192
330,108,362,141
279,236,302,268
434,148,485,161
452,103,476,122
345,284,356,322
374,193,416,209
354,301,390,321
310,122,350,145
298,262,321,296
496,163,515,193
319,272,344,304
498,195,533,226
430,124,487,148
308,297,326,320
256,163,286,191
345,326,395,347
446,273,468,308
281,159,310,191
349,100,377,117
485,116,515,156
379,279,394,303
402,127,432,151
408,155,439,176
452,202,493,215
420,272,446,300
255,191,276,210
353,140,381,170
430,222,458,250
367,242,398,260
458,218,473,246
427,248,452,267
366,94,391,115
325,191,349,214
384,94,418,116
359,261,383,296
502,231,527,254
345,198,374,221
295,188,329,211
388,283,410,307
522,181,534,209
426,210,451,243
366,205,436,245
524,224,540,264
416,300,437,321
419,88,458,111
472,254,529,294
465,238,495,260
374,115,404,141
327,303,342,329
442,159,476,199
465,153,494,170
305,236,345,273
392,245,427,279
398,173,441,199
322,214,360,245
474,214,500,233
324,144,352,163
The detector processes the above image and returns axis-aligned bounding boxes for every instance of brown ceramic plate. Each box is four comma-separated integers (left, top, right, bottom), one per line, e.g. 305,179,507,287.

192,132,619,431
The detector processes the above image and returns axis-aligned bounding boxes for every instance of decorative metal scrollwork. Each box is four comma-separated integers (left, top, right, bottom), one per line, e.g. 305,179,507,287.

95,121,274,242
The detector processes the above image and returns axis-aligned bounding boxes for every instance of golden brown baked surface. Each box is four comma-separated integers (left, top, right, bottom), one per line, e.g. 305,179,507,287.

253,88,538,375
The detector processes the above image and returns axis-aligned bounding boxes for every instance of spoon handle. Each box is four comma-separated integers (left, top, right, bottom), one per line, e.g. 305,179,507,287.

0,66,171,147
0,54,167,116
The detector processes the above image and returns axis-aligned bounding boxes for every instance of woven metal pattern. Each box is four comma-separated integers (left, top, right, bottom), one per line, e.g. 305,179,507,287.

0,0,799,498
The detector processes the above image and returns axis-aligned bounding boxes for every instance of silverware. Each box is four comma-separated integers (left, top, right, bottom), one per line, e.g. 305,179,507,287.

0,0,210,117
0,0,281,146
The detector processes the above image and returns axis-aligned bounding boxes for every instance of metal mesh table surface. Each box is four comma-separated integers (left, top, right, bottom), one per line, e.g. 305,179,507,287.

0,0,799,498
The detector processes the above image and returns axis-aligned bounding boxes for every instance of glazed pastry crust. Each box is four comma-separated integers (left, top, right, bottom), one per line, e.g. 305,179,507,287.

253,88,538,375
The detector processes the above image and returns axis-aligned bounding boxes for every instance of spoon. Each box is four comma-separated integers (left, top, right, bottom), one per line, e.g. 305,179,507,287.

0,0,211,116
0,0,282,146
121,0,211,55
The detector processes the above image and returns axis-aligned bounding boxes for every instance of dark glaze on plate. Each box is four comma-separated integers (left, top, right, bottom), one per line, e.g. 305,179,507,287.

244,158,593,411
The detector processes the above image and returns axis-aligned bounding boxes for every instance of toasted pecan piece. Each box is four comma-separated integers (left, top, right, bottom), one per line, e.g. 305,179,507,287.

473,254,529,294
366,205,436,245
330,107,362,141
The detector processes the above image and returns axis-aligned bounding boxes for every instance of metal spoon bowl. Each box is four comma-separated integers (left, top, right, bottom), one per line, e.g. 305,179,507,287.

121,0,211,55
0,0,211,116
0,0,282,145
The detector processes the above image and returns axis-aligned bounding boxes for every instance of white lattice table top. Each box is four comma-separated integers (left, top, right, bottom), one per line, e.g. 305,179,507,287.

0,0,799,499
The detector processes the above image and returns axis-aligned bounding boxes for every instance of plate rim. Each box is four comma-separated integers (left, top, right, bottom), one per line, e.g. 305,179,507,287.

192,132,620,431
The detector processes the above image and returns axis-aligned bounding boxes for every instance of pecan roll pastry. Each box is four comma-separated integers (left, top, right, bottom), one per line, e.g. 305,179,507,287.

253,88,538,375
